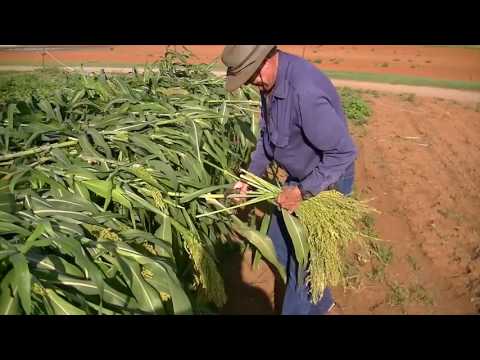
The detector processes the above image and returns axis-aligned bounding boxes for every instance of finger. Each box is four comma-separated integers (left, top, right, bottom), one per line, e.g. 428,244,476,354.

284,202,298,212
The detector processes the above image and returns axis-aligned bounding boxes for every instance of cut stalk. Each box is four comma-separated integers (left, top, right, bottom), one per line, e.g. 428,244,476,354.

0,140,79,162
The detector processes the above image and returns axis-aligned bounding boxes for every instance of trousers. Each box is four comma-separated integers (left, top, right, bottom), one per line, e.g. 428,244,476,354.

268,172,355,315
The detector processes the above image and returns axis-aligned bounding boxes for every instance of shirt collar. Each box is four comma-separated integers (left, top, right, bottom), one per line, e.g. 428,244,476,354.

271,51,289,99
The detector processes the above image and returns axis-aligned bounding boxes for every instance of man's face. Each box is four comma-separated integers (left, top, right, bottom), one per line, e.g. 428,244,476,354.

248,52,278,93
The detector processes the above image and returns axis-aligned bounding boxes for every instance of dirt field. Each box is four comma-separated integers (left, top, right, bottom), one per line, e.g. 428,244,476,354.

2,45,479,314
221,94,480,315
1,45,480,82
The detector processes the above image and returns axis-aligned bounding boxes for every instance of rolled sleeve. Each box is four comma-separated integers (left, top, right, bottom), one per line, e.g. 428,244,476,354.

298,93,357,196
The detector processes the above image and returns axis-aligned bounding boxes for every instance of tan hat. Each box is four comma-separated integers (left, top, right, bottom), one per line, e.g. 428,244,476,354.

221,45,276,92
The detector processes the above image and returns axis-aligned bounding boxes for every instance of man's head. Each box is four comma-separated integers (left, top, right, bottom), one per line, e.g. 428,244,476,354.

221,45,279,93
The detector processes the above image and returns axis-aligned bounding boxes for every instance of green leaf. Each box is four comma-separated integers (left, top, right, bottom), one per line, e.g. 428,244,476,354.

0,270,20,315
0,249,17,261
0,222,30,237
53,236,105,300
4,104,19,152
123,186,165,217
45,198,95,213
71,89,86,104
32,209,96,224
0,193,16,214
10,253,32,314
112,186,132,209
20,223,46,254
116,256,165,314
163,266,193,315
129,133,164,156
56,221,85,237
155,216,172,245
9,168,31,193
50,148,72,167
82,179,113,200
49,274,132,308
78,134,105,160
260,213,271,235
189,119,202,164
147,160,178,190
179,184,230,204
145,265,192,315
281,209,309,270
0,209,21,224
232,221,286,283
38,99,56,120
87,128,113,159
74,181,91,201
27,253,84,278
45,288,86,315
67,167,98,181
252,247,263,271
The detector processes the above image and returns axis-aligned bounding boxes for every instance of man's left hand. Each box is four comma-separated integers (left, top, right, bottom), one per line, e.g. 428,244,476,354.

277,185,302,213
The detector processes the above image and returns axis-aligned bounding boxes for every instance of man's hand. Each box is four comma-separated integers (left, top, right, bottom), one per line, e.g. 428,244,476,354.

277,185,302,213
230,181,248,203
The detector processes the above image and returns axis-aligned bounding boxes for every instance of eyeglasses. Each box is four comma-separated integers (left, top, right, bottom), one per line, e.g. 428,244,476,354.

246,57,268,85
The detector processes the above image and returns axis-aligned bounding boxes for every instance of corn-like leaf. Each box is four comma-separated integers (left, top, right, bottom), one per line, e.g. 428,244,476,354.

155,216,172,245
0,222,30,237
147,160,178,190
0,193,16,214
87,128,113,159
53,236,105,300
78,134,105,160
20,223,46,254
50,148,72,167
144,263,192,315
48,274,132,308
45,288,86,315
112,186,132,209
73,181,91,201
38,99,56,120
82,179,112,199
233,221,286,283
67,167,98,182
0,209,22,224
0,270,20,315
281,209,309,271
9,253,32,314
116,256,165,314
179,184,230,204
32,209,96,224
27,252,84,278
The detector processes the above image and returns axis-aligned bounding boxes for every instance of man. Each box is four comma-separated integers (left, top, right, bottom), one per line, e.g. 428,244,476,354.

221,45,357,315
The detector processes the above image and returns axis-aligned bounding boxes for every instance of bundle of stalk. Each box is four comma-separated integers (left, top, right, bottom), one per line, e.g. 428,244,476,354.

198,169,375,304
0,50,263,315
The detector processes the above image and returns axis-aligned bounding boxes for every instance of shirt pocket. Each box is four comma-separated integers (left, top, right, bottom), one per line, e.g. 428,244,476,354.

269,98,292,148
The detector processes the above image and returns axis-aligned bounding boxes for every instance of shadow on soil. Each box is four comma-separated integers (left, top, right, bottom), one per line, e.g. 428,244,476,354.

220,249,286,315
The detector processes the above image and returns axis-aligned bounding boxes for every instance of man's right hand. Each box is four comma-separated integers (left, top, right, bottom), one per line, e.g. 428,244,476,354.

230,181,248,203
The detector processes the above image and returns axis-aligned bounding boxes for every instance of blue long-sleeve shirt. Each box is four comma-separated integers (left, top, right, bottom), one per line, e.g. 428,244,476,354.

248,51,357,196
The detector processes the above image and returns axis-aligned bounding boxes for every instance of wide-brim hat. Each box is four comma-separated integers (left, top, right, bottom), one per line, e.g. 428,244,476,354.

221,45,276,92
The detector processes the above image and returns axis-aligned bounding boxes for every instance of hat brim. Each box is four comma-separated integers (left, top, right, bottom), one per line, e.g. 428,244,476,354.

224,46,273,92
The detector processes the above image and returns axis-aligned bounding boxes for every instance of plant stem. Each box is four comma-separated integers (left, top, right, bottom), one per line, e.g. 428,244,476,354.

0,140,79,161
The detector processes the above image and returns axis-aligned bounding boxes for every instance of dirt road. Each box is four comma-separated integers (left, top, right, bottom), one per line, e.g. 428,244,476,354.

1,45,480,82
2,65,479,104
